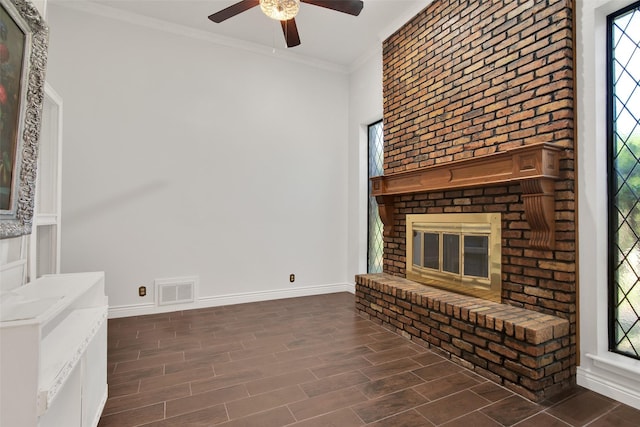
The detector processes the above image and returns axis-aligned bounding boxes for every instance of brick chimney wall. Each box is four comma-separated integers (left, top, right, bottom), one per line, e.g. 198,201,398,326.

380,0,576,368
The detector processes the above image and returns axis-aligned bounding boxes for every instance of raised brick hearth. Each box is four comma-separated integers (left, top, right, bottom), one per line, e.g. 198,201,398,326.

355,273,572,402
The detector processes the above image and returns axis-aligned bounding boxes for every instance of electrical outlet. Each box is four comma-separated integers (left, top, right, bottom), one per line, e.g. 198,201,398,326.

139,286,147,297
289,274,295,283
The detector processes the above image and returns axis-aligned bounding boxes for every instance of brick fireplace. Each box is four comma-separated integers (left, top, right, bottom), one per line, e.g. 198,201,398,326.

355,0,576,402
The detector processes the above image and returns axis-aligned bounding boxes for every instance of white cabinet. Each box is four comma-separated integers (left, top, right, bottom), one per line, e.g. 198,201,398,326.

0,272,108,427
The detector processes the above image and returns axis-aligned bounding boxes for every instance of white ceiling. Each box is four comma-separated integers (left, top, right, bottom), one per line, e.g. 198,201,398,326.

56,0,430,71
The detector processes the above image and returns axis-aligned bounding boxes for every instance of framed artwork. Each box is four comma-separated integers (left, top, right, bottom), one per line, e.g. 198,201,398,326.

0,0,47,239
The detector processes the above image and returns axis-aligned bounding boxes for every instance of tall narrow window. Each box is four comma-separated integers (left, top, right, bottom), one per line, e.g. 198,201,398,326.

368,120,384,273
608,2,640,360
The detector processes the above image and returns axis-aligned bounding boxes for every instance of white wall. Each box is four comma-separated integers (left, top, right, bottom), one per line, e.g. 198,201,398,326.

344,1,430,283
45,4,350,314
576,0,640,410
32,0,46,17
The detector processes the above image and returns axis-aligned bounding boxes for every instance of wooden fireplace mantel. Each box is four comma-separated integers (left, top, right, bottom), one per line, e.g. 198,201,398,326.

371,143,564,249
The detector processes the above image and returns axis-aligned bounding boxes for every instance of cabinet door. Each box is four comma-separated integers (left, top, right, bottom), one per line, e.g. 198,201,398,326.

38,363,82,427
82,321,108,427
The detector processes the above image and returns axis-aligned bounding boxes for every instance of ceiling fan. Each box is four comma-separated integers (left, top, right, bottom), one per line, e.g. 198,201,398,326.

208,0,364,48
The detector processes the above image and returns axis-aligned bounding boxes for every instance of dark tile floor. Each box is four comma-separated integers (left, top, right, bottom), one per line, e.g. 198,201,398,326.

99,292,640,426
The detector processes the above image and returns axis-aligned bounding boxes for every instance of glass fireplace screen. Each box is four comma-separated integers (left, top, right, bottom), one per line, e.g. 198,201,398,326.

406,213,501,301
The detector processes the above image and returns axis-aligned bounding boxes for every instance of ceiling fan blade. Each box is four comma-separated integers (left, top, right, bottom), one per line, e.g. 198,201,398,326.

281,19,301,48
301,0,364,16
208,0,260,23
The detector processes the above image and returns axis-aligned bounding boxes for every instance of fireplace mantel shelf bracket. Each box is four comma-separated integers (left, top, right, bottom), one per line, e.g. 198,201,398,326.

371,143,564,250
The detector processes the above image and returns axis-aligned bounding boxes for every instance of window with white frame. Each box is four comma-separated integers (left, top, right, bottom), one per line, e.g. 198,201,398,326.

608,1,640,360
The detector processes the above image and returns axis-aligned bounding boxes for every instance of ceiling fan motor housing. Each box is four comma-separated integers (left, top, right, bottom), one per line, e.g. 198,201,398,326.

260,0,300,21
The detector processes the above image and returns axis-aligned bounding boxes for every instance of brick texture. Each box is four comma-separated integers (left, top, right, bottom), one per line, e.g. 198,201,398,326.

356,273,573,402
377,0,576,398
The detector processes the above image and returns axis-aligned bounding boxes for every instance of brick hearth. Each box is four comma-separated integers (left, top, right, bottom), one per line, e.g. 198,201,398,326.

355,273,572,402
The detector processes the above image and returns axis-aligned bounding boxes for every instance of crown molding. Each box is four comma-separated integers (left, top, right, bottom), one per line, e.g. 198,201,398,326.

350,0,432,73
53,1,350,74
378,0,433,42
349,44,382,73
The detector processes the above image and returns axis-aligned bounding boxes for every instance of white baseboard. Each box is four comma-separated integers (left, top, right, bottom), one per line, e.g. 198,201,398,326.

576,366,640,410
108,282,355,318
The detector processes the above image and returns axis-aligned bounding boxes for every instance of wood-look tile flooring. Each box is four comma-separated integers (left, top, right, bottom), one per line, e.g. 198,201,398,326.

99,292,640,426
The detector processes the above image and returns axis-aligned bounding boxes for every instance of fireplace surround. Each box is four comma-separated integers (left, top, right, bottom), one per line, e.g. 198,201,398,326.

363,0,576,403
358,144,574,402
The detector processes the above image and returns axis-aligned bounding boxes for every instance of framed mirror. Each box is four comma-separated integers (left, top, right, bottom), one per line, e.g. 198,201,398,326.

0,0,48,239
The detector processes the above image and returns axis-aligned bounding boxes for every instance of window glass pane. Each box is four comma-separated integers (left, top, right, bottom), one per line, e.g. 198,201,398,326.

609,3,640,359
412,231,422,267
464,235,489,278
368,120,384,273
443,234,460,274
423,233,439,270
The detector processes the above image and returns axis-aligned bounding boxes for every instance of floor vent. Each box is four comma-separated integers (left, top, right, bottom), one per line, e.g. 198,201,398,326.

155,276,198,306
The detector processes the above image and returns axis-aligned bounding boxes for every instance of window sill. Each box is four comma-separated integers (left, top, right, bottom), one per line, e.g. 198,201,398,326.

586,352,640,380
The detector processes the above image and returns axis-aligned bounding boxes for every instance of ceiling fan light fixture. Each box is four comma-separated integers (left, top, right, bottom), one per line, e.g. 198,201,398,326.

259,0,300,21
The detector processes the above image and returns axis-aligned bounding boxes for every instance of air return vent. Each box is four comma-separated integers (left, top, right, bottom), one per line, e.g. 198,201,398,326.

155,276,198,306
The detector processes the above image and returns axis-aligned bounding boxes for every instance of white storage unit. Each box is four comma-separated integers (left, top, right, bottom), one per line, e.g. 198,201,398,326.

0,272,108,427
29,84,64,281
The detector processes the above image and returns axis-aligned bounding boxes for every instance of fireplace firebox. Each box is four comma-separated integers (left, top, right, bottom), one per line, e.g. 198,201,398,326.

406,213,501,302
